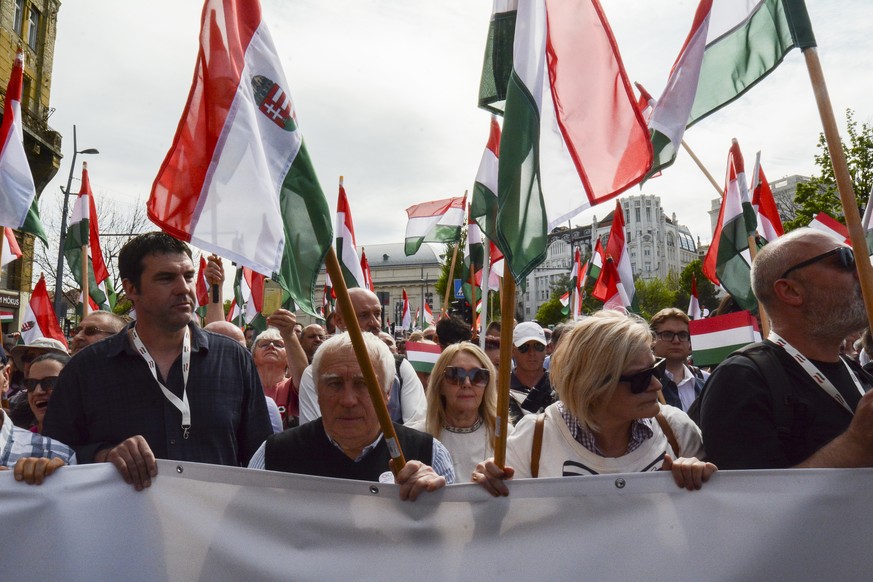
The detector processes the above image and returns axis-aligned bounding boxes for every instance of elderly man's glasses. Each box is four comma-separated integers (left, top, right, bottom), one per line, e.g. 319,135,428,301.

619,358,664,394
72,325,112,337
517,342,546,354
257,339,285,349
444,366,490,386
655,331,690,342
780,247,855,279
23,376,59,393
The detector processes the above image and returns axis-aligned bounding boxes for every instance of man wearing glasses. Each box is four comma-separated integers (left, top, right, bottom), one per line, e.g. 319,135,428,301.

650,308,708,412
69,311,127,355
509,322,555,423
700,228,873,469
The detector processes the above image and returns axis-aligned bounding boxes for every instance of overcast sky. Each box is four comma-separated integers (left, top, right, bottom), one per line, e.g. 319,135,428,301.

42,0,873,256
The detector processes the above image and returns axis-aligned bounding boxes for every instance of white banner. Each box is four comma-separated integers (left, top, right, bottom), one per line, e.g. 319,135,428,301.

3,461,873,580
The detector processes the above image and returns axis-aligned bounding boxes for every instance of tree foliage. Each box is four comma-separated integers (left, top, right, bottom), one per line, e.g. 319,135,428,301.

786,109,873,231
634,276,677,321
534,273,571,326
676,260,720,314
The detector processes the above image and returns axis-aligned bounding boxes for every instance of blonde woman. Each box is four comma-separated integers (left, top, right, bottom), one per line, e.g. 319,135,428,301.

410,342,504,482
473,310,716,494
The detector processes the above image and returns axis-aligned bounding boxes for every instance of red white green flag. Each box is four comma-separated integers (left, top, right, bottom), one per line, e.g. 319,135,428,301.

360,248,373,291
688,276,702,320
690,310,761,366
647,0,814,174
598,200,636,310
703,140,758,312
405,341,442,374
63,163,115,311
404,196,466,256
478,1,518,115
471,115,501,241
195,255,210,314
1,227,22,269
336,180,366,289
808,212,849,244
401,289,412,330
496,0,652,282
21,275,67,348
750,151,784,243
148,0,332,316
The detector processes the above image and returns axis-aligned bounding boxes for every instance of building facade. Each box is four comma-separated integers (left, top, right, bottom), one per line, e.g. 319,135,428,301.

519,195,697,320
0,0,63,330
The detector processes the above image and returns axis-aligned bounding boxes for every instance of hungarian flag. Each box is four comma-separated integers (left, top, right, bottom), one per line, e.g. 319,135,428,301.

422,302,434,327
601,200,636,309
336,180,366,288
478,0,518,115
401,289,411,330
404,195,466,256
559,290,570,309
234,266,265,325
0,50,46,242
405,341,442,374
148,0,332,316
592,256,631,312
462,203,485,308
195,255,210,315
647,0,814,174
360,247,373,291
20,275,67,348
809,212,850,244
225,298,242,324
63,162,115,311
1,227,22,269
496,0,652,282
586,239,604,291
703,140,757,312
690,310,761,367
470,115,501,240
688,276,702,320
750,152,784,243
413,307,421,330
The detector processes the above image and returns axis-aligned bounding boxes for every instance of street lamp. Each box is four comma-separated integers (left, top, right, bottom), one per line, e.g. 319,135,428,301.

53,125,99,319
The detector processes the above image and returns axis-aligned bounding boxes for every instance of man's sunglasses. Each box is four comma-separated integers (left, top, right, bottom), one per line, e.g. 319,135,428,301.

72,325,113,337
618,358,664,394
781,246,855,279
23,376,59,393
516,342,546,354
444,366,490,386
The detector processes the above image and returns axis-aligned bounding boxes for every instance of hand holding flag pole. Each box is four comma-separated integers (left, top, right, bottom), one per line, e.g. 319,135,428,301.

325,246,406,473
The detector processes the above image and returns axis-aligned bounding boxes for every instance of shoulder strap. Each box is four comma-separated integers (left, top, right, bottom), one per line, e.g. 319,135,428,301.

655,412,681,457
734,342,794,442
530,413,546,478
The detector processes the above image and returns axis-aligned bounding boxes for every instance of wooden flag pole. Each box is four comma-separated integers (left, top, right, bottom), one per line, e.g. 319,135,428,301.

81,245,90,317
442,240,460,316
324,246,406,472
803,47,873,326
681,139,723,198
493,259,516,468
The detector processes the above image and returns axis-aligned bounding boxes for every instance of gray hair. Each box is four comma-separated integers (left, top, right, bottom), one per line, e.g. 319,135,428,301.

250,327,282,354
311,332,395,395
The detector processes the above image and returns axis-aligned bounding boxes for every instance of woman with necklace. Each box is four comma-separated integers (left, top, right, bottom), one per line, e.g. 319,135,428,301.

410,342,505,482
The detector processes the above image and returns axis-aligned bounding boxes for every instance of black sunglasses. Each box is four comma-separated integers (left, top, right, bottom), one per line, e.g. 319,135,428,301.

23,376,59,393
618,358,664,394
444,366,490,386
517,342,546,354
72,325,112,337
781,247,855,279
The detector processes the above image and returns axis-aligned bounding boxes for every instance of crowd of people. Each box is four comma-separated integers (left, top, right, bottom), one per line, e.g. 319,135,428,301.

3,227,873,504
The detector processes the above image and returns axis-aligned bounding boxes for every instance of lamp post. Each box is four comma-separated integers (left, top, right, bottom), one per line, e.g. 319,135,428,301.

53,125,99,319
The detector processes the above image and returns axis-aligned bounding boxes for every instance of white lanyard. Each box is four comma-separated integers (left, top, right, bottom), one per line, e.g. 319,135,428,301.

768,332,864,415
130,326,192,438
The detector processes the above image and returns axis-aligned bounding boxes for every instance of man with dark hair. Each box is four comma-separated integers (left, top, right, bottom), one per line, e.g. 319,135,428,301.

44,232,271,491
435,315,472,348
650,307,707,412
700,229,873,469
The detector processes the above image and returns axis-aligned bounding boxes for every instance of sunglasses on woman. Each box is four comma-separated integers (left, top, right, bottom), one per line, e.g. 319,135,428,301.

23,376,60,393
618,358,664,394
444,366,490,386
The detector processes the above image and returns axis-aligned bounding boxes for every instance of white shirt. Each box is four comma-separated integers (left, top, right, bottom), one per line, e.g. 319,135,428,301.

665,365,710,412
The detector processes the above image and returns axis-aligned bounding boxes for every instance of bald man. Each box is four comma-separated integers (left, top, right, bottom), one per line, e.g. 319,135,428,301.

699,228,873,469
297,288,426,426
70,311,127,355
300,324,326,363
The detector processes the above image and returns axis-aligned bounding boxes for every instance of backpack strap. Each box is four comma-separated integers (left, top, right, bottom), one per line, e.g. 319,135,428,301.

734,342,794,443
655,411,681,458
530,413,546,478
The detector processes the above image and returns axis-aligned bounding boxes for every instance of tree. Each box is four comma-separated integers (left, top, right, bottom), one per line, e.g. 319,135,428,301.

786,109,873,231
534,273,571,326
634,277,677,321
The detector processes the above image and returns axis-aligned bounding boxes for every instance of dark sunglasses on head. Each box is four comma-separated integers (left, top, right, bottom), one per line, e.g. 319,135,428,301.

781,246,855,279
655,330,690,342
444,366,490,386
517,342,546,354
618,358,664,394
23,376,59,393
72,325,112,337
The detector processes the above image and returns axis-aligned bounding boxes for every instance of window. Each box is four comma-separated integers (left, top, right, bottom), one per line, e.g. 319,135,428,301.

635,208,640,222
13,0,24,35
28,6,40,50
645,207,651,221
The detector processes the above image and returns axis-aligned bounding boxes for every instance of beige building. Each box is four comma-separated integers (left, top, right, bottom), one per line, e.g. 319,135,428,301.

0,0,63,330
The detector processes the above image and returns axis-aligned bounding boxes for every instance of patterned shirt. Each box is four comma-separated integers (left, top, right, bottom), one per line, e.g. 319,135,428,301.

1,410,76,467
558,401,654,457
248,430,456,484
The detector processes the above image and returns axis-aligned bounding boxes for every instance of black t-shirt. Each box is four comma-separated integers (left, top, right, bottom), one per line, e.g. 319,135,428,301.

699,341,870,469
